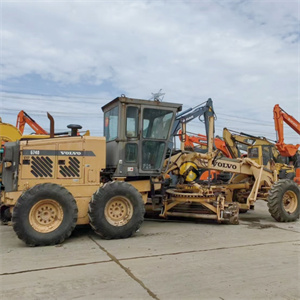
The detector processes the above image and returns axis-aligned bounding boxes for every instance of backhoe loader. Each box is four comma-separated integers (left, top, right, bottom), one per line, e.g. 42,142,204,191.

223,128,296,181
1,96,299,246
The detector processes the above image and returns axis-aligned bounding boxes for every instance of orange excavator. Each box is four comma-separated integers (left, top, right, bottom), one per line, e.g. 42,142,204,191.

16,110,48,135
273,104,300,157
182,131,232,158
15,111,87,138
273,104,300,184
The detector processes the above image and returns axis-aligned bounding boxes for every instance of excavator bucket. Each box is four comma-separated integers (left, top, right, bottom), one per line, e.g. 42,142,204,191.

276,144,299,157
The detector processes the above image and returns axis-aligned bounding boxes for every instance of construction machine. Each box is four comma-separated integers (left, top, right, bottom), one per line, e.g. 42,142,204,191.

0,118,22,145
223,128,296,179
223,128,276,159
179,131,231,157
16,110,48,135
273,104,300,157
1,96,299,246
178,128,295,214
0,118,22,192
0,97,182,244
1,111,58,143
162,103,299,221
273,104,300,184
15,110,89,139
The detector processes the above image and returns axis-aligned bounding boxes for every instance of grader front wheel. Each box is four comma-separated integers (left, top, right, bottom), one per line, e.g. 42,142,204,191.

267,179,300,222
104,196,134,226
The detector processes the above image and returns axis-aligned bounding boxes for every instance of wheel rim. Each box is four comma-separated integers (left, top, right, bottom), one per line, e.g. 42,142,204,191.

29,199,64,233
282,190,298,214
104,196,133,226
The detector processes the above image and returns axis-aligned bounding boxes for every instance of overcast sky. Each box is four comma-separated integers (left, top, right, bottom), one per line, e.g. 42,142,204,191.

1,0,299,144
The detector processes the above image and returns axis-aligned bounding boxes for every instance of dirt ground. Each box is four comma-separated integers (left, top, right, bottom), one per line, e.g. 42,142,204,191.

1,201,299,300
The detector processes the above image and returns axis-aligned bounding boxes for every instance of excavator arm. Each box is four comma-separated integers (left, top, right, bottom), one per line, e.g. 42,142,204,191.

170,98,216,152
16,111,48,135
273,104,300,157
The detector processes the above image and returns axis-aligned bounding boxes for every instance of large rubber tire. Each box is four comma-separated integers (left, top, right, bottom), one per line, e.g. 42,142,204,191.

88,181,145,239
12,183,78,246
267,179,300,222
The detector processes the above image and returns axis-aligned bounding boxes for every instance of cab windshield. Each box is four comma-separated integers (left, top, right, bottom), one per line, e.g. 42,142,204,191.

142,108,174,171
143,109,173,139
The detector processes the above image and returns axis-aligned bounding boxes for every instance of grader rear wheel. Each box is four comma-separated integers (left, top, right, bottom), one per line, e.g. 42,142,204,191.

29,199,64,233
12,183,78,246
267,179,300,222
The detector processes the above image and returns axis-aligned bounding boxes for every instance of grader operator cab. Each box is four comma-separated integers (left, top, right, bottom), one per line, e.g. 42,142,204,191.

102,96,181,177
1,96,299,246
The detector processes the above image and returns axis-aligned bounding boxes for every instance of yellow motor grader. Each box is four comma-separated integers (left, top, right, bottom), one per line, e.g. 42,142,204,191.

1,96,299,246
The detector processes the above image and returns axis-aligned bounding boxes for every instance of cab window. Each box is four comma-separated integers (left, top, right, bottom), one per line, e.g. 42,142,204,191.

126,107,138,138
104,106,119,141
248,147,258,158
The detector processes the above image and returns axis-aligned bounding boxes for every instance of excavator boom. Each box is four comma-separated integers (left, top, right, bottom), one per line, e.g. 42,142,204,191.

16,111,48,135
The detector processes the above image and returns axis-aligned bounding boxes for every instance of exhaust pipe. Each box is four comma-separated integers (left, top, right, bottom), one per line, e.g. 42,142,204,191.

47,113,55,138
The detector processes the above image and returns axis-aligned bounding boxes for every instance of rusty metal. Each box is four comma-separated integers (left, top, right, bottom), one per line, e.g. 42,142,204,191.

224,202,239,225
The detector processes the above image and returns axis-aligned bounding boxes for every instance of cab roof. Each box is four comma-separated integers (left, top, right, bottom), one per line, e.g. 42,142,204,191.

102,96,182,113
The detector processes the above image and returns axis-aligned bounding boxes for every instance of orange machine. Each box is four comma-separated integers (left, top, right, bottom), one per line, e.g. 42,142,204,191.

182,131,232,158
273,104,300,184
16,110,48,135
273,104,300,157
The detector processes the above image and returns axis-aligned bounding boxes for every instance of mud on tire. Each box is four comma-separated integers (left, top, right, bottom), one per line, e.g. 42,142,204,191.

12,183,78,246
88,181,145,239
267,179,300,222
